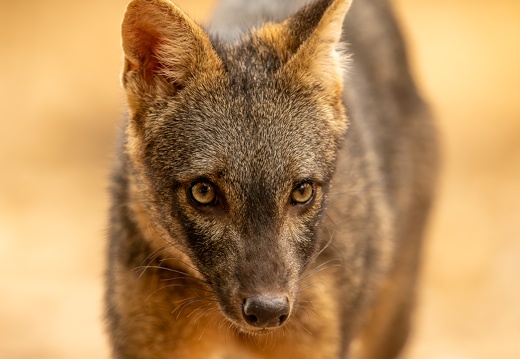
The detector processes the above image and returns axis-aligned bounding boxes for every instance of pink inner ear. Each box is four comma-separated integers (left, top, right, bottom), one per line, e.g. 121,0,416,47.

126,23,164,79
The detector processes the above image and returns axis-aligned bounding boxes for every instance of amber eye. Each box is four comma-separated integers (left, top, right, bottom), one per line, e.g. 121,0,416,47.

190,182,217,205
290,182,314,205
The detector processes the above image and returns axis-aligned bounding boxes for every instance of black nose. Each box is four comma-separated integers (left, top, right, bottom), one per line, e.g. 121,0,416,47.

242,295,290,328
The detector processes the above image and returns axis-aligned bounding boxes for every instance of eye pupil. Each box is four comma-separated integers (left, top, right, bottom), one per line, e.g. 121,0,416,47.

191,182,217,205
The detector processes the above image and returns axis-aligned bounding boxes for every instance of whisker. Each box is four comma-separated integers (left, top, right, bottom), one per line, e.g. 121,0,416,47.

133,265,209,283
186,302,216,319
299,306,319,320
171,295,208,314
301,230,335,272
285,321,296,337
291,312,314,336
218,316,228,331
135,243,172,279
173,298,208,319
299,280,329,293
148,223,192,259
198,311,221,340
145,284,203,302
158,256,202,276
193,307,220,325
299,259,343,284
171,296,204,305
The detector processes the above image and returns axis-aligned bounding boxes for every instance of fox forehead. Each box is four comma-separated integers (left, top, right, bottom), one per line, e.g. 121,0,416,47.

143,77,338,185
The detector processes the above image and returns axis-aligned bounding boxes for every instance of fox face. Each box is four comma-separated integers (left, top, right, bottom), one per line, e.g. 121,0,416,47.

121,0,351,332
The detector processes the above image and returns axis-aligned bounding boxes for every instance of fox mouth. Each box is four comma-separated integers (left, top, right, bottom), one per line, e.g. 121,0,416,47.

153,259,295,333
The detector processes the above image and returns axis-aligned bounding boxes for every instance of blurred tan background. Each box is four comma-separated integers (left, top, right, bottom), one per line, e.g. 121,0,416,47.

0,0,518,358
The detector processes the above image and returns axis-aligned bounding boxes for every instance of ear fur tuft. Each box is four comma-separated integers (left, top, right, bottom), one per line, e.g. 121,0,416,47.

281,0,352,93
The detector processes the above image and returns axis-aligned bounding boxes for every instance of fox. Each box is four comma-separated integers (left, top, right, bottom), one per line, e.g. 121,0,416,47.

105,0,437,358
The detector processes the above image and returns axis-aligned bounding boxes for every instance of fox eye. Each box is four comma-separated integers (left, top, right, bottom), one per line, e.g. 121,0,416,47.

190,182,217,205
290,182,314,205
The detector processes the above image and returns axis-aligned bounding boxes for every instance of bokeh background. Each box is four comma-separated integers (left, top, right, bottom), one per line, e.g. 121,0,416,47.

1,0,518,358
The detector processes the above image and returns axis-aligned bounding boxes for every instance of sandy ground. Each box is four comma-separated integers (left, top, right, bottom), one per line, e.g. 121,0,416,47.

0,0,518,358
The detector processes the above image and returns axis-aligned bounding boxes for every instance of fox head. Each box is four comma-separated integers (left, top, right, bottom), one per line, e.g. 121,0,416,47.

121,0,351,332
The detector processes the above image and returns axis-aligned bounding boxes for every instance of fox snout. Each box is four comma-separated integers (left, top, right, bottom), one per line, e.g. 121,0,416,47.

208,236,301,332
242,294,290,328
214,275,296,332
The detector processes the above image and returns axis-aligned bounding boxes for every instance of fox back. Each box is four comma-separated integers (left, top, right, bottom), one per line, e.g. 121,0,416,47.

105,0,437,358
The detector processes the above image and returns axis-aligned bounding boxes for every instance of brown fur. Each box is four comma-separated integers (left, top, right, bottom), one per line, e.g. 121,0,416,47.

106,0,437,358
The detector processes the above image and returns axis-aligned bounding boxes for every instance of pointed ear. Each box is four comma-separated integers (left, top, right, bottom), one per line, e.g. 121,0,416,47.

121,0,223,112
280,0,351,93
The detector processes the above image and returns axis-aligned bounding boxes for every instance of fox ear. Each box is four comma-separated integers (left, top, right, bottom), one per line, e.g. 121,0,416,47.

121,0,222,112
280,0,352,93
